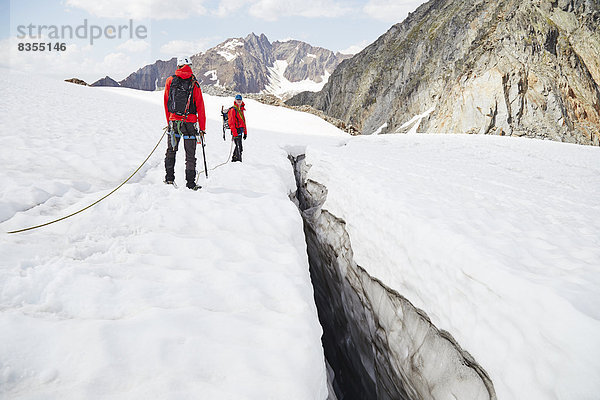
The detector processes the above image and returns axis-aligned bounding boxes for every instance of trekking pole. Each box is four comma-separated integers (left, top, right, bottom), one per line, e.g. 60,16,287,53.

200,131,208,179
221,106,226,141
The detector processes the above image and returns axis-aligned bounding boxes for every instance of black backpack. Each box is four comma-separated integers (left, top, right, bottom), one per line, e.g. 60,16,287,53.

221,106,234,130
167,75,197,116
221,106,235,140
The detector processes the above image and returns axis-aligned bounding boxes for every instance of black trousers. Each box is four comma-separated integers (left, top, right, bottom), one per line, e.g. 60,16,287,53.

165,121,197,185
233,128,244,162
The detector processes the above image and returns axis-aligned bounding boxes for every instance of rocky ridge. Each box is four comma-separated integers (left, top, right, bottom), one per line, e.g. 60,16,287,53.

91,33,349,99
65,78,88,86
192,33,350,97
91,76,121,87
287,0,600,145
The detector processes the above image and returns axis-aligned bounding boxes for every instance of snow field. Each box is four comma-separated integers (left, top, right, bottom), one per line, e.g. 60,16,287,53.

2,65,599,400
0,69,347,399
304,133,600,400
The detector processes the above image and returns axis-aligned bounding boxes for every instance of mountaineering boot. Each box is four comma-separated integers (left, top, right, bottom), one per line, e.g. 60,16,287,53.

164,180,178,188
185,169,200,190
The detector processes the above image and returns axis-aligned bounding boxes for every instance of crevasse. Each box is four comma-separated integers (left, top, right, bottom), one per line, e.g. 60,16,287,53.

290,154,496,400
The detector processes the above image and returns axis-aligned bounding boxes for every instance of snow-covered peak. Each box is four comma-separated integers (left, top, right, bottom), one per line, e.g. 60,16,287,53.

213,38,245,61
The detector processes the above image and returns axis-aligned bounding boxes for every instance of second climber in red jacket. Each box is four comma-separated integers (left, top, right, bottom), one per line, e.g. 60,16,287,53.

228,94,247,162
163,56,206,190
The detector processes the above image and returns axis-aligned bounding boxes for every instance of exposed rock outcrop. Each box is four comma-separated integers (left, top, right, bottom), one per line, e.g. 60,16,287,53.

65,78,88,86
119,58,177,90
90,76,120,87
272,40,345,84
287,0,600,145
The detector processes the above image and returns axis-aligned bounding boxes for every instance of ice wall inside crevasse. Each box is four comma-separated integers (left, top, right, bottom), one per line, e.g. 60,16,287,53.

291,154,496,400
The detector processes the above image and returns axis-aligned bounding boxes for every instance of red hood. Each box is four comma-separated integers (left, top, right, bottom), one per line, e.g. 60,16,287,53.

175,64,193,79
234,101,246,110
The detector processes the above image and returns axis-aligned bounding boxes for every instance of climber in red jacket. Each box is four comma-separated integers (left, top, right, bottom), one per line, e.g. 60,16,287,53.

163,56,206,190
227,94,247,162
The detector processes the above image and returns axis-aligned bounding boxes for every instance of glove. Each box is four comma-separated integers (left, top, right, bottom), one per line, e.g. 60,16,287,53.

243,133,247,140
197,130,206,145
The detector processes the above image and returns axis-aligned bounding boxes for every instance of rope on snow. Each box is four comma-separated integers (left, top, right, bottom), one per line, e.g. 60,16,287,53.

8,128,236,234
195,134,235,185
7,127,168,234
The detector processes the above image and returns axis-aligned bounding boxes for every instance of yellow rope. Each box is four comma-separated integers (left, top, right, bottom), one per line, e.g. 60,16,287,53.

196,135,235,183
7,128,168,234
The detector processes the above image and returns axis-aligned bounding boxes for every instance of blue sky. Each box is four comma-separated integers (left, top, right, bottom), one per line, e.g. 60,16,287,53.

2,0,427,83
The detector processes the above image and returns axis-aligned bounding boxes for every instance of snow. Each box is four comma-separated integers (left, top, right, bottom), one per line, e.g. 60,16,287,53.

217,51,237,62
304,133,600,400
222,39,245,50
2,63,600,400
204,69,219,86
216,39,244,62
0,68,345,399
399,106,435,133
372,122,387,135
204,69,217,80
264,60,330,99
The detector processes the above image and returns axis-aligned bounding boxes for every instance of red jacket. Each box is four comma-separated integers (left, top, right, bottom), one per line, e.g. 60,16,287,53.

164,65,206,130
228,102,247,137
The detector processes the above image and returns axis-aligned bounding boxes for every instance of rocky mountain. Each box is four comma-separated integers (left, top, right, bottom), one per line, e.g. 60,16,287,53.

287,0,600,145
91,76,120,87
65,78,88,86
119,58,177,91
193,33,349,97
92,33,349,99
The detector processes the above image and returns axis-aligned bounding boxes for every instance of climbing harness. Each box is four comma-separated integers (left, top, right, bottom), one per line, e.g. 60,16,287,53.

167,75,199,146
6,127,168,234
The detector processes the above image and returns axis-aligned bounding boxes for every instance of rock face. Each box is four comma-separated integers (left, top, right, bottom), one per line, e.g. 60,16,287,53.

193,33,273,93
287,0,600,145
65,78,88,86
91,34,349,98
292,155,496,400
119,58,177,90
90,76,120,87
272,40,344,84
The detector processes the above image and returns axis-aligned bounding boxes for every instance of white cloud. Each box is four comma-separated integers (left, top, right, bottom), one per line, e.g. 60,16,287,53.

101,52,134,71
235,0,353,21
363,0,425,23
117,39,150,52
0,37,150,83
339,40,370,55
65,0,208,20
213,0,252,17
160,39,214,56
